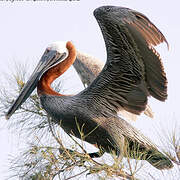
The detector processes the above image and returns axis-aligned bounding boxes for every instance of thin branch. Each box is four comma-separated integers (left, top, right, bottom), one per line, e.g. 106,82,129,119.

64,169,89,180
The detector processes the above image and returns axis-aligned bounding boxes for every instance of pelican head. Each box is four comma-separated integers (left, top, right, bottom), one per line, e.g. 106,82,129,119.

6,41,70,120
47,41,69,54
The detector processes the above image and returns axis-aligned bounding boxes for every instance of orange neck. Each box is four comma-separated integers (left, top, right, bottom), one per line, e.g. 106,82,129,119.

37,41,76,96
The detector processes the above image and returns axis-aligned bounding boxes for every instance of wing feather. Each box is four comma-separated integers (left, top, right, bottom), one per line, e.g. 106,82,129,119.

126,17,168,101
80,6,168,115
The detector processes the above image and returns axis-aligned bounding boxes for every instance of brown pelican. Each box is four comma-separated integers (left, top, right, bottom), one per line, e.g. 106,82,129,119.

6,6,173,169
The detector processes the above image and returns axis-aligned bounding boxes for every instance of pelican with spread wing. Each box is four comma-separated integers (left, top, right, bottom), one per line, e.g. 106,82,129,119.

6,6,173,169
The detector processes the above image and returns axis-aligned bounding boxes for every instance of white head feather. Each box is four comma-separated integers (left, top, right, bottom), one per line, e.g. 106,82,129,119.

47,41,69,55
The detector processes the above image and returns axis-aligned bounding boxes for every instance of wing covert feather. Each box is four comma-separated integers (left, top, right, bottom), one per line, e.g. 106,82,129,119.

81,6,168,115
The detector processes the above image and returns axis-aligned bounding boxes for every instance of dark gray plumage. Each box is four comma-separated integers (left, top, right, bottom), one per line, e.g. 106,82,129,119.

6,6,173,170
40,6,171,169
73,52,154,120
92,6,168,115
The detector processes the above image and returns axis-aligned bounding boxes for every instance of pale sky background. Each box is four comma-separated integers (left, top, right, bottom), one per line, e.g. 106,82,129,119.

0,0,180,179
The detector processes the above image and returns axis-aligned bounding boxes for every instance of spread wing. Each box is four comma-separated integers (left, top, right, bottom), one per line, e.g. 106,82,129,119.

74,51,154,119
81,6,168,115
